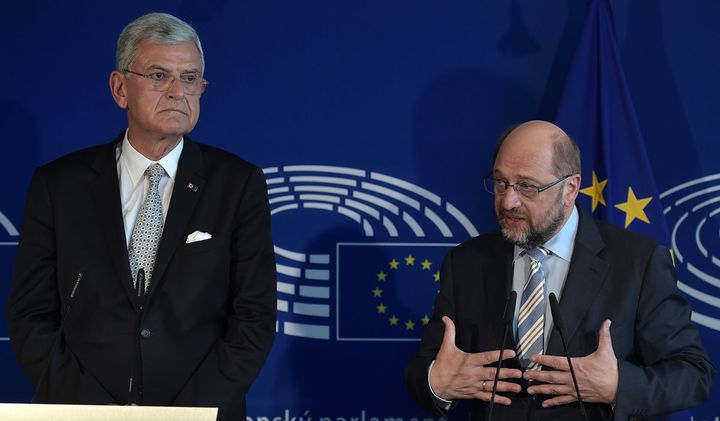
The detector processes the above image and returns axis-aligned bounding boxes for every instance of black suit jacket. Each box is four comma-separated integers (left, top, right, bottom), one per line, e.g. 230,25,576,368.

405,206,715,420
7,134,277,420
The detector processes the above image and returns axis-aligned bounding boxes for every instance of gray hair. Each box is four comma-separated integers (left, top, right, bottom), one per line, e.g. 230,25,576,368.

116,12,204,73
551,131,581,177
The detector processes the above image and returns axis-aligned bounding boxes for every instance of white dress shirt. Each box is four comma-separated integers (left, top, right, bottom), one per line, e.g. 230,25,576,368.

116,130,183,246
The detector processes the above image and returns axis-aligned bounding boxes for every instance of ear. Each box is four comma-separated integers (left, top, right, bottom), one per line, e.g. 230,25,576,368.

109,71,128,109
564,174,581,207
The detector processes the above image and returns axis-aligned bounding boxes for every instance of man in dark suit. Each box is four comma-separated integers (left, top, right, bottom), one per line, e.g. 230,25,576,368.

7,13,276,421
405,120,715,420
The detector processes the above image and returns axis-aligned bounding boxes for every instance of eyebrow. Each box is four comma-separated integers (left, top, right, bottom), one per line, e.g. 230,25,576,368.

492,170,541,184
143,64,201,74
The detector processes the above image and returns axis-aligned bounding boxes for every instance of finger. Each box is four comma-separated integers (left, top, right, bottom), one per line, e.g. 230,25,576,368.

524,369,572,385
468,349,517,366
529,354,569,371
489,393,513,406
439,316,457,352
597,319,614,353
472,391,513,406
488,367,524,380
487,379,523,394
527,382,576,397
541,395,579,408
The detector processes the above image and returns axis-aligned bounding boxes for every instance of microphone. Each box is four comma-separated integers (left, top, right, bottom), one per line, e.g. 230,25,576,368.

128,268,145,405
33,271,84,402
549,293,589,421
487,290,517,421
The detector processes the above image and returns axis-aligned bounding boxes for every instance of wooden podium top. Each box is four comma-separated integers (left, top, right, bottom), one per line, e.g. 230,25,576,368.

0,403,218,420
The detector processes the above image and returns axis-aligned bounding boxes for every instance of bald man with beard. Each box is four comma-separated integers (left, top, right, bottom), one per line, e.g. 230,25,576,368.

405,121,715,420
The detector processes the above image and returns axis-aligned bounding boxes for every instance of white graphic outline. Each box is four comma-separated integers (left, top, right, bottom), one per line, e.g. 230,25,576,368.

662,175,720,331
266,165,478,340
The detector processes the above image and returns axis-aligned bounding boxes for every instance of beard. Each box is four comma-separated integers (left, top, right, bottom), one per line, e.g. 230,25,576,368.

497,188,566,249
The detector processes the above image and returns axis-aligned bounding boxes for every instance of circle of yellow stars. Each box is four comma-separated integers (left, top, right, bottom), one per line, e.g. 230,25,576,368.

580,170,653,228
373,254,440,331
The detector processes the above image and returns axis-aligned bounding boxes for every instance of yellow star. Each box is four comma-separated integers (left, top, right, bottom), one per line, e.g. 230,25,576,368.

433,271,440,282
389,259,399,270
376,303,387,314
405,320,416,330
376,271,387,281
372,287,383,297
421,315,430,325
580,171,608,211
389,315,399,326
405,255,416,265
614,186,652,228
421,259,432,270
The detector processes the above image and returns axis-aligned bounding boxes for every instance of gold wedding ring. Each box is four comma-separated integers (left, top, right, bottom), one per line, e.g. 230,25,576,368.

482,380,487,391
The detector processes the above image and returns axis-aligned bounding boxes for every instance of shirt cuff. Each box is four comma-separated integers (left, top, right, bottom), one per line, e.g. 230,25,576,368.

428,360,454,410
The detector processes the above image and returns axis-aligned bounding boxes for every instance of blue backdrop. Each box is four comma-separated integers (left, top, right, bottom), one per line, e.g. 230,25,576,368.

1,1,718,419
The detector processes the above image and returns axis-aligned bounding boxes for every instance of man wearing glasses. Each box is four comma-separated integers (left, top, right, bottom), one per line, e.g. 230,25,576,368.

405,120,714,420
7,13,276,421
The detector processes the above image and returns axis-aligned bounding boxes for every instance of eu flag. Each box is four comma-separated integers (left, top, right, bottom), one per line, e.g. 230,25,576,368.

554,0,670,247
336,243,453,341
555,1,686,419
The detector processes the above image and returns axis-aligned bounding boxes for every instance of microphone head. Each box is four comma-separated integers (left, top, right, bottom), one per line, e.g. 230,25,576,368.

503,290,517,325
549,292,563,330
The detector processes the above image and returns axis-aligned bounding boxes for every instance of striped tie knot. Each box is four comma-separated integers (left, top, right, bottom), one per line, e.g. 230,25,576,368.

524,246,550,264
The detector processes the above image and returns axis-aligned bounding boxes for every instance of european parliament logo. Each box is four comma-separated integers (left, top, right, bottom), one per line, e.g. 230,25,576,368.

264,165,478,341
662,174,720,332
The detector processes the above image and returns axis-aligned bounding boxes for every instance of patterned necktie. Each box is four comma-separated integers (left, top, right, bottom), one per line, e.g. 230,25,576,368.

517,247,550,370
128,163,166,292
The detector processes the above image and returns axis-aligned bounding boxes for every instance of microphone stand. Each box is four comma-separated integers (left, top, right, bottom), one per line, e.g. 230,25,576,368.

128,268,145,405
549,293,589,421
33,271,83,402
487,290,517,421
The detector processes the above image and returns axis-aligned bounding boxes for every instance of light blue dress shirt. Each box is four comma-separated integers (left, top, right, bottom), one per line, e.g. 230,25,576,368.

511,206,579,348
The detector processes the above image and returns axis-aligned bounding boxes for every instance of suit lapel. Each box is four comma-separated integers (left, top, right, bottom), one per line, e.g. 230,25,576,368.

145,139,205,298
547,206,609,355
90,136,136,301
483,233,516,349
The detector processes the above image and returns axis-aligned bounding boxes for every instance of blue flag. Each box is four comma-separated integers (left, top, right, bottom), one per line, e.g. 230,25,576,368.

555,1,687,419
555,0,671,247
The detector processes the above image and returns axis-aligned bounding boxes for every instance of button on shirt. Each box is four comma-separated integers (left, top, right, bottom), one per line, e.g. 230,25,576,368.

116,131,183,246
511,206,579,347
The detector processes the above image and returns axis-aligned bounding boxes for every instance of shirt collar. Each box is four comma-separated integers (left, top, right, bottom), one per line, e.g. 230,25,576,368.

513,205,579,262
121,130,184,186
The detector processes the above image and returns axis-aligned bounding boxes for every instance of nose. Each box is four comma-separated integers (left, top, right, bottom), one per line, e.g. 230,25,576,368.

499,188,522,210
165,77,185,99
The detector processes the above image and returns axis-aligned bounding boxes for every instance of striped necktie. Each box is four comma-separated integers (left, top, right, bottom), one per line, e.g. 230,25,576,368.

517,247,550,370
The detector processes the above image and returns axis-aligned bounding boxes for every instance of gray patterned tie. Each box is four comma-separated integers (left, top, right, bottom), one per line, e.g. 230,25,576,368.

128,163,166,292
517,247,550,370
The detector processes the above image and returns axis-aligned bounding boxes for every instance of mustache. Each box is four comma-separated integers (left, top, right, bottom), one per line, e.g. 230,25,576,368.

499,209,526,219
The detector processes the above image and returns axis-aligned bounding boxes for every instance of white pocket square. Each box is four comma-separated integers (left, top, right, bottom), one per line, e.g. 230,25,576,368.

186,230,212,244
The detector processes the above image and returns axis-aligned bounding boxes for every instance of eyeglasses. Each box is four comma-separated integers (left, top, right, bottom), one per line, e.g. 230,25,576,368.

122,69,208,95
484,174,573,200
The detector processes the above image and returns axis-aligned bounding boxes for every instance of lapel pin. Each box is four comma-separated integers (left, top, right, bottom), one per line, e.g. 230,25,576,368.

187,182,199,192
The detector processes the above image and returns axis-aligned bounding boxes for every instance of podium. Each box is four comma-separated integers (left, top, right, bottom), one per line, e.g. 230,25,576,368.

0,403,218,420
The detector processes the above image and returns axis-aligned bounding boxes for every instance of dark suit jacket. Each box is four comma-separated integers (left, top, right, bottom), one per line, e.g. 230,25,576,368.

405,206,715,420
7,134,277,421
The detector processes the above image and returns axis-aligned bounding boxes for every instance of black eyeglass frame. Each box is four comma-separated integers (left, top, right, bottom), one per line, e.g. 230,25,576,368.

483,174,574,199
